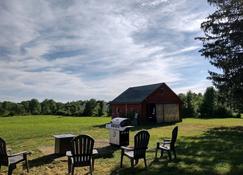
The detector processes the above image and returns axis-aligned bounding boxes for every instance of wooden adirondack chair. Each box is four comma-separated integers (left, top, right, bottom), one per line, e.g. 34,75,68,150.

155,126,178,160
0,137,30,175
67,135,96,175
120,130,150,168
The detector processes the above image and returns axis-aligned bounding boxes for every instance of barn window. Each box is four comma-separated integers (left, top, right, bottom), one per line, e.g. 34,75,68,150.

116,107,120,113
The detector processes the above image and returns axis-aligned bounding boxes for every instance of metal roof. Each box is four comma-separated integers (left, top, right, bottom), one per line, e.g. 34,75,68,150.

111,83,163,104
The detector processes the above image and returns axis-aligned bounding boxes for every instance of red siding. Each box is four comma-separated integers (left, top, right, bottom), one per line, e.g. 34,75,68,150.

111,104,142,118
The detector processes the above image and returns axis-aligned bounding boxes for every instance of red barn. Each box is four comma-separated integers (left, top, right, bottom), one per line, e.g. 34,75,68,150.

110,83,182,123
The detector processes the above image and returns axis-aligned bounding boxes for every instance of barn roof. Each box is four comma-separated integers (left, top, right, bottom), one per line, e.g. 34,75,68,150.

111,83,164,104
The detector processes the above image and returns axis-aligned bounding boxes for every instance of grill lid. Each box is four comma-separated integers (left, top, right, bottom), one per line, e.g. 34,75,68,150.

111,117,130,127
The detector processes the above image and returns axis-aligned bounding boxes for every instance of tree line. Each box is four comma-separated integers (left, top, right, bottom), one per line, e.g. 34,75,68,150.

0,87,240,118
178,87,240,118
0,99,110,117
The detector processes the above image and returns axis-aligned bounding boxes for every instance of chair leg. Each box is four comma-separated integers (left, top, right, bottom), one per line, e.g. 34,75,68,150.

8,164,15,175
173,149,176,159
131,159,134,168
25,157,29,172
71,165,75,175
92,158,95,171
168,151,172,161
144,157,147,168
160,149,164,158
68,158,71,174
89,164,93,175
120,151,124,168
155,148,158,159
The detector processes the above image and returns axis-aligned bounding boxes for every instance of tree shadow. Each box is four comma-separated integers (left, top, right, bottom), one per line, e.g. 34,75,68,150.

95,145,119,159
130,122,179,131
110,126,243,175
29,154,60,168
29,145,119,168
93,122,178,131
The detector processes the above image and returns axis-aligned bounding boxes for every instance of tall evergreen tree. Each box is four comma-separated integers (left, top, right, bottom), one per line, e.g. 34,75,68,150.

196,0,243,112
200,87,217,117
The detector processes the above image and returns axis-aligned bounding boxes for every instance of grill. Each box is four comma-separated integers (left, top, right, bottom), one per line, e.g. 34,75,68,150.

106,117,133,146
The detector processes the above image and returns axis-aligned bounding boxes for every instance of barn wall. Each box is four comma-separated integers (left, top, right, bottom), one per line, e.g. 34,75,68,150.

111,104,142,119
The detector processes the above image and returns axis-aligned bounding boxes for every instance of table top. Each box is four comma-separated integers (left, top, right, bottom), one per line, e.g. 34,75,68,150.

66,149,98,156
53,134,76,138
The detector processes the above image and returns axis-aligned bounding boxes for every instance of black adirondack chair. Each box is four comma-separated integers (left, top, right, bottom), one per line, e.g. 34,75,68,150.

155,126,178,160
120,130,150,168
67,135,95,175
0,137,30,175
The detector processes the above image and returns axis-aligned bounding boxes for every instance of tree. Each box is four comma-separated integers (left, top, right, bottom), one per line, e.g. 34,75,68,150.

199,87,217,117
1,101,17,116
185,91,196,117
196,0,243,113
15,103,25,115
21,101,31,114
83,99,97,116
29,99,41,115
41,99,57,115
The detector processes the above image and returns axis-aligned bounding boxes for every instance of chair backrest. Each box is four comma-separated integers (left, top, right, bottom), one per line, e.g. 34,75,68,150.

134,130,150,159
71,135,94,166
0,137,8,166
170,126,178,149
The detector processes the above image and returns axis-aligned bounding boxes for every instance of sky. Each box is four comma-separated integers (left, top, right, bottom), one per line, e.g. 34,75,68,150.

0,0,216,102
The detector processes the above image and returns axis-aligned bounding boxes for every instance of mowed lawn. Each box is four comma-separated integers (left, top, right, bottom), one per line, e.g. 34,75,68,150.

0,116,243,175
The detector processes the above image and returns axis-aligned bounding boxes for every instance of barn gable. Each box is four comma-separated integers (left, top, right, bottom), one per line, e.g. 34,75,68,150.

145,83,183,104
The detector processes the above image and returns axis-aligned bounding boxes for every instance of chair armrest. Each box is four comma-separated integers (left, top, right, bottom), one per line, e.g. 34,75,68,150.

66,151,72,157
66,149,98,157
163,138,171,141
7,148,12,155
92,149,98,155
121,146,134,151
163,139,171,144
9,151,31,157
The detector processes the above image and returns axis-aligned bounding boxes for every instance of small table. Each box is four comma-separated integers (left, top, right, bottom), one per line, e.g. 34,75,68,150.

53,134,76,155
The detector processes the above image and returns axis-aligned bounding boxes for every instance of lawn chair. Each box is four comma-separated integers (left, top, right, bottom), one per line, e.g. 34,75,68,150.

120,130,150,168
155,126,178,160
66,135,96,175
0,137,31,175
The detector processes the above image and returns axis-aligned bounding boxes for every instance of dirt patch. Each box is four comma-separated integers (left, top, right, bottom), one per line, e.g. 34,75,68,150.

38,146,54,155
94,139,110,148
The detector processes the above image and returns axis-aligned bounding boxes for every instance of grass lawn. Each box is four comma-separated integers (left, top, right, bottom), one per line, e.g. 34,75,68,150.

0,116,243,175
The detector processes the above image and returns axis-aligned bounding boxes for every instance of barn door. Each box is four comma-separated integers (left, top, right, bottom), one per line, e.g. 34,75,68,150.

156,104,164,123
163,104,179,122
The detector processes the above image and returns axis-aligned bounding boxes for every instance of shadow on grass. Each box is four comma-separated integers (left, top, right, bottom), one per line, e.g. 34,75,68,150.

96,145,119,159
29,145,119,168
29,154,60,168
110,126,243,175
93,121,178,131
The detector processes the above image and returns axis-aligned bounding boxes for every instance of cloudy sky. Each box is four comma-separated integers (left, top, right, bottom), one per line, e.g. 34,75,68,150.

0,0,216,102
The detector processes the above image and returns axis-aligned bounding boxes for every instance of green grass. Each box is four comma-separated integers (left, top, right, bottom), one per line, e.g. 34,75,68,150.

0,116,243,175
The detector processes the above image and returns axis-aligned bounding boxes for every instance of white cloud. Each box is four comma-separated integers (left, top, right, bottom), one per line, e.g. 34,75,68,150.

0,0,213,102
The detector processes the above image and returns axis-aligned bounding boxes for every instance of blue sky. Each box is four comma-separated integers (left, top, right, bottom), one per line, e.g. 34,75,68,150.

0,0,216,102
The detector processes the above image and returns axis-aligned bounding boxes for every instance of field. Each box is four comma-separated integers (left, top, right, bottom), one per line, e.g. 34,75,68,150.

0,116,243,175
